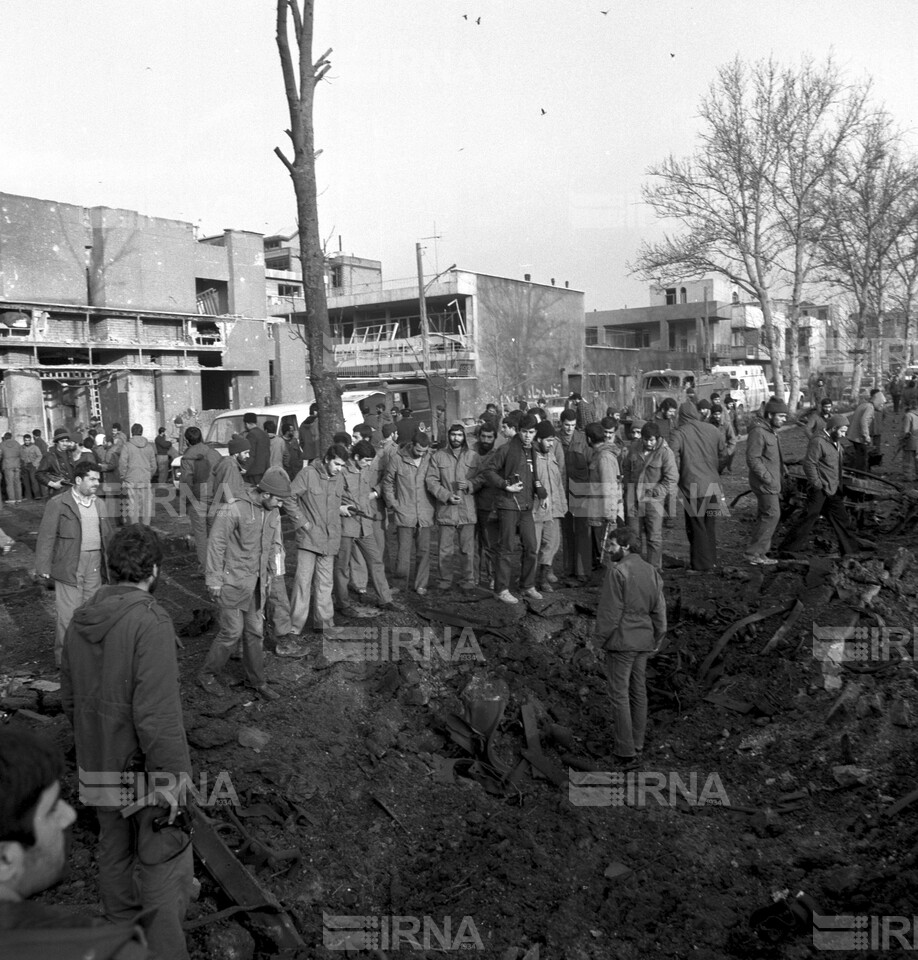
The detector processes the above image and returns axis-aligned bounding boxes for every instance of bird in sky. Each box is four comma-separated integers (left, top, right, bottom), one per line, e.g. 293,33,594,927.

462,13,468,18
476,16,481,24
540,108,547,116
601,9,609,13
670,53,675,58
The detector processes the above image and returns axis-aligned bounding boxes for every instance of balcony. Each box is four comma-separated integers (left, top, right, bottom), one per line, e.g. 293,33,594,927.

334,332,474,376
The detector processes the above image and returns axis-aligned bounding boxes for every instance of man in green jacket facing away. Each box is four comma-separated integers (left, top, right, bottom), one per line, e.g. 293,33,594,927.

595,526,666,769
744,398,787,565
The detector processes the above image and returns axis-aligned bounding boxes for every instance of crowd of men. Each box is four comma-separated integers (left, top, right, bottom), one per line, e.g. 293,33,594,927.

1,382,908,955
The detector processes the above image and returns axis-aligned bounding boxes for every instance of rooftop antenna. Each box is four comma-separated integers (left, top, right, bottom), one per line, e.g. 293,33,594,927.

421,223,442,275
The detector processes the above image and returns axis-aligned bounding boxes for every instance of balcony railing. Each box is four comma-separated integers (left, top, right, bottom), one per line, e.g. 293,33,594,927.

334,333,472,371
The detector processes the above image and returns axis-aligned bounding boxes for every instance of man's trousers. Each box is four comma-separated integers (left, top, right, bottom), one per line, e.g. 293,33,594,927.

290,549,335,631
495,509,537,593
54,549,102,666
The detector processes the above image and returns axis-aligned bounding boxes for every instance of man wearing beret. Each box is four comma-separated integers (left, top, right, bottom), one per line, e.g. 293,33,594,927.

744,398,788,565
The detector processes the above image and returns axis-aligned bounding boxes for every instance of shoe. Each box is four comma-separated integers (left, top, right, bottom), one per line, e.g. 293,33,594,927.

378,601,400,611
538,581,554,593
339,604,362,618
522,586,543,600
276,636,310,658
612,754,639,771
495,589,519,604
416,587,428,597
249,683,280,701
197,674,227,698
545,570,559,584
745,555,778,566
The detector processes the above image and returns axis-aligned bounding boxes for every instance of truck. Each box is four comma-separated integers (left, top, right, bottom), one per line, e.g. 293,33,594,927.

635,369,731,420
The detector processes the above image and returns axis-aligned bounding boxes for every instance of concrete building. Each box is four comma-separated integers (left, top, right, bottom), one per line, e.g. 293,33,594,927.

266,251,586,419
0,192,310,438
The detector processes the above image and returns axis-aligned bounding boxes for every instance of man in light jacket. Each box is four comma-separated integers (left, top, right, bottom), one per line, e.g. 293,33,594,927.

847,389,885,472
118,424,157,525
35,460,114,665
621,422,677,571
532,420,567,592
744,398,787,565
200,467,293,699
595,526,666,768
288,444,351,633
584,422,624,563
384,432,435,596
426,423,480,592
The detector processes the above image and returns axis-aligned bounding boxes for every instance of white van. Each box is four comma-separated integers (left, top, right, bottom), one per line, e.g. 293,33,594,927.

171,395,366,483
711,365,770,412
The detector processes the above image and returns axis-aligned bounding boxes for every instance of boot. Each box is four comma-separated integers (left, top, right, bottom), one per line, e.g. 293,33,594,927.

537,564,555,592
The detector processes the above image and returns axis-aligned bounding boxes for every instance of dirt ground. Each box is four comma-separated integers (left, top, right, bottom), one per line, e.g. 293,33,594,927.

2,415,918,960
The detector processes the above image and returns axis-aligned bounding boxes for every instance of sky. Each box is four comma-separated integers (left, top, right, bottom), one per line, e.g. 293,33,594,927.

2,1,917,311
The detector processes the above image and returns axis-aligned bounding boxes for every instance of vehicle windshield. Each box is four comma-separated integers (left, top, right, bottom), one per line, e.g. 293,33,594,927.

730,378,739,389
207,416,247,445
643,375,681,390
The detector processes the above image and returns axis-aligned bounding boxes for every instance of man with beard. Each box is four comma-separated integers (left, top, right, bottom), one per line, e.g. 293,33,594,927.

621,422,677,571
242,412,270,485
36,427,77,494
426,422,480,592
710,403,738,473
61,524,193,959
584,422,623,563
558,408,592,581
210,435,251,519
471,421,500,588
482,413,544,603
532,420,567,592
802,397,834,439
779,415,870,557
384,433,435,596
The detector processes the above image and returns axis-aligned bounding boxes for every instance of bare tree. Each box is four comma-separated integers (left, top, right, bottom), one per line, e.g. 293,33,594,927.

768,58,870,408
813,114,918,399
275,0,343,448
886,184,918,365
632,58,788,397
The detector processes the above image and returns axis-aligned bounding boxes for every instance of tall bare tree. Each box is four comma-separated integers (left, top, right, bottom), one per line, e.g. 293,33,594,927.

768,58,870,408
813,114,918,398
632,57,788,397
276,0,343,448
886,184,918,365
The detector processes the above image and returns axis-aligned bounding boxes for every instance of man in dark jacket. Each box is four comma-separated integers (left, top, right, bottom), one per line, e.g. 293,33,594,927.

482,413,544,603
154,427,172,483
35,460,114,665
744,398,787,565
179,426,222,569
298,403,320,463
595,526,666,767
384,433,435,596
281,422,304,479
669,400,726,572
779,415,866,557
470,422,499,588
36,427,77,493
242,412,270,485
0,730,162,959
558,409,592,580
621,422,677,571
61,525,192,960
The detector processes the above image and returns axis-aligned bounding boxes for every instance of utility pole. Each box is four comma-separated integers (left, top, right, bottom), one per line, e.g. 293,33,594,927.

416,242,437,440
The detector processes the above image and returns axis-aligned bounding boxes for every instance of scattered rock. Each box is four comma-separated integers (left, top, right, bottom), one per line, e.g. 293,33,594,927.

890,699,912,727
822,864,865,897
188,718,237,749
603,861,633,882
832,765,870,788
238,726,271,751
204,921,255,960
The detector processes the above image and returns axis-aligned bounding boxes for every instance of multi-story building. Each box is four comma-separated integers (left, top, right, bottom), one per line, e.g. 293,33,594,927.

266,252,586,418
0,192,310,437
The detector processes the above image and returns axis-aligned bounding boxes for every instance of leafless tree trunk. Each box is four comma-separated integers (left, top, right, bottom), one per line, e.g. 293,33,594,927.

276,0,343,450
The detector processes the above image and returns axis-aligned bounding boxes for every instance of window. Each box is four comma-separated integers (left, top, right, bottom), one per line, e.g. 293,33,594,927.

585,327,598,345
665,288,677,306
680,287,687,304
278,284,301,298
641,331,652,348
280,414,298,433
330,265,344,288
265,240,281,249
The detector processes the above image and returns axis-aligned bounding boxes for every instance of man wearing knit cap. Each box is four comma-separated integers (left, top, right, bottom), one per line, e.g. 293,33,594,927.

199,466,295,700
210,435,250,520
621,421,677,571
779,414,868,557
426,423,480,591
847,389,886,472
743,398,788,565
